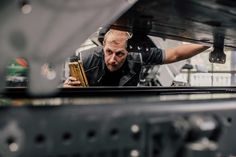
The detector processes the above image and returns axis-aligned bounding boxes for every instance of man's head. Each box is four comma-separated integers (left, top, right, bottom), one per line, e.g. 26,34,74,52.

103,29,132,72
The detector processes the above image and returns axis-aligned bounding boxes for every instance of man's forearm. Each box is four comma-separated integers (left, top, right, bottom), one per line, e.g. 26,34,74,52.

177,44,209,59
165,44,210,63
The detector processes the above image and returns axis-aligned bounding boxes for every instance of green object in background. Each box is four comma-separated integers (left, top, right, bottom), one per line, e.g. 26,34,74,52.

6,58,28,87
0,98,11,106
7,59,28,77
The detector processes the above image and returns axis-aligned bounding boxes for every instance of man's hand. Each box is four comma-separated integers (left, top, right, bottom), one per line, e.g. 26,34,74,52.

63,77,81,87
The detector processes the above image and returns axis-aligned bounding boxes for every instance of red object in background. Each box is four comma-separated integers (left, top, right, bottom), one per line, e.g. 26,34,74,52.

15,58,28,67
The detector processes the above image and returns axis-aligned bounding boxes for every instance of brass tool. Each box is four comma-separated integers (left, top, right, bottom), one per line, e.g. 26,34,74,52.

68,61,88,87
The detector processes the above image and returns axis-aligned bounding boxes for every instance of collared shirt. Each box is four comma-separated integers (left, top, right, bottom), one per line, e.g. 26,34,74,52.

80,46,164,86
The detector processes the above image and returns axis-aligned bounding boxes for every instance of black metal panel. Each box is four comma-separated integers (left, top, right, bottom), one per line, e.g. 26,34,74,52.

0,97,236,157
3,86,236,99
113,0,236,48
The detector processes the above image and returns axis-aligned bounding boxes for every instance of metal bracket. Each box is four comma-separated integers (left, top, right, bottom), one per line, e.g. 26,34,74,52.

209,33,226,64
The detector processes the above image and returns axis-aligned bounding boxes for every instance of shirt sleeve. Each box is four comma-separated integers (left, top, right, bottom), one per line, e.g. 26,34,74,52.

141,47,165,65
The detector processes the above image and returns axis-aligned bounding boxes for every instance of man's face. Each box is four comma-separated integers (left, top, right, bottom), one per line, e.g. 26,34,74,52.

103,35,128,72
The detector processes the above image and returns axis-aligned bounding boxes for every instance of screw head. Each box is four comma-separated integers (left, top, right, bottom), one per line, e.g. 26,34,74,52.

130,149,139,157
131,125,140,133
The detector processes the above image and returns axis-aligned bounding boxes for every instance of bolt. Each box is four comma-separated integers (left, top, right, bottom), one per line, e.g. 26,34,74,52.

130,149,139,157
131,124,140,134
9,143,18,152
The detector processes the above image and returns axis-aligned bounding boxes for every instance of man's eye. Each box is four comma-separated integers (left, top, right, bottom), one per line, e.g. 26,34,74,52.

117,52,125,57
106,50,112,55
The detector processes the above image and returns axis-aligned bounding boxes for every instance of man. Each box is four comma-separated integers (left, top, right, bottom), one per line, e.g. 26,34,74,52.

64,29,209,87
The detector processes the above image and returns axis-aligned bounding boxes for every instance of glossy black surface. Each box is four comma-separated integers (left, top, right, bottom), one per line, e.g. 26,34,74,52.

113,0,236,49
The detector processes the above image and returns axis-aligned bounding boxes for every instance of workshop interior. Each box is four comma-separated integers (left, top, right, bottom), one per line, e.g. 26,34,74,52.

1,0,236,157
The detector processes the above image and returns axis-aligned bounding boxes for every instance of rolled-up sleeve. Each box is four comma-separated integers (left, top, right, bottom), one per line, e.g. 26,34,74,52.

142,47,165,65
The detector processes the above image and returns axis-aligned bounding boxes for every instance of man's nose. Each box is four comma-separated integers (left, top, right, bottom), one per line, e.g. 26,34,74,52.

109,54,117,63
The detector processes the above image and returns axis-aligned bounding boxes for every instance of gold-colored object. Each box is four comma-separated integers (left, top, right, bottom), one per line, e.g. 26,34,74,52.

68,61,89,87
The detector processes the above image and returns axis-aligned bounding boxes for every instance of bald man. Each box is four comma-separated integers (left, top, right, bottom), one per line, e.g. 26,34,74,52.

64,29,209,87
